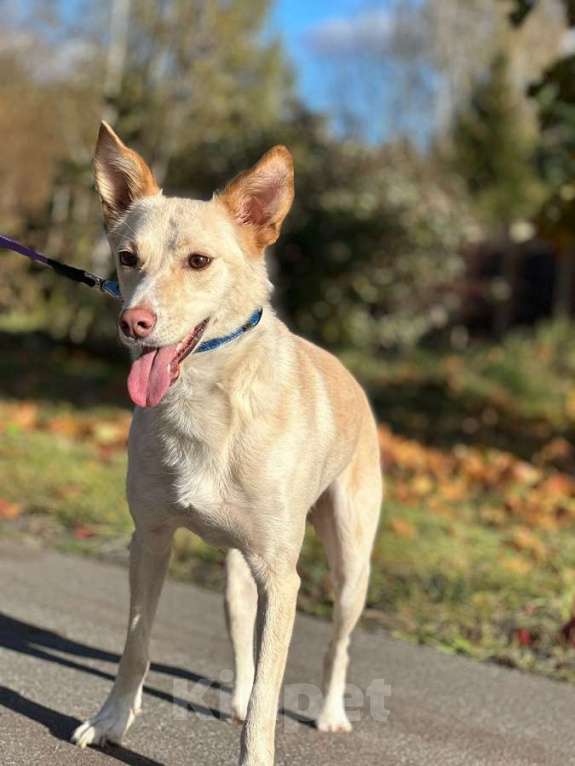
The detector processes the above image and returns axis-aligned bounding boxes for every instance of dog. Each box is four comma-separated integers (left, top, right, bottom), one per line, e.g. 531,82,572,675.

71,122,383,766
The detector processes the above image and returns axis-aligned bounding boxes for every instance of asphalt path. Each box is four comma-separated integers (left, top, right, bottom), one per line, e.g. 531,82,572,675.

1,541,574,765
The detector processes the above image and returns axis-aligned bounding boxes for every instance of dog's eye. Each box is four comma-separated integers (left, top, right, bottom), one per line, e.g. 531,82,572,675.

118,251,139,268
188,253,212,270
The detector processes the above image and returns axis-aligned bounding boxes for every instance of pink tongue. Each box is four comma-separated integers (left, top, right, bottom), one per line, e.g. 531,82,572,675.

127,344,179,407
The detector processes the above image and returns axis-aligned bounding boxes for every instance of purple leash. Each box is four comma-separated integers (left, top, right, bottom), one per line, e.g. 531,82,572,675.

0,233,121,300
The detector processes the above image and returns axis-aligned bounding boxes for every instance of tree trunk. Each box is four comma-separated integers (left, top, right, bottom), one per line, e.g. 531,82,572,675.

493,238,517,338
553,249,574,318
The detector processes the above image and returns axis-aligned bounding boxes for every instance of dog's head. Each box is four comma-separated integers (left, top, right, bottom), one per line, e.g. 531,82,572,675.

93,122,294,408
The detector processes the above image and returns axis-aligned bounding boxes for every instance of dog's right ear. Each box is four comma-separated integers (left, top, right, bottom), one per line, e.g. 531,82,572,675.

94,122,160,228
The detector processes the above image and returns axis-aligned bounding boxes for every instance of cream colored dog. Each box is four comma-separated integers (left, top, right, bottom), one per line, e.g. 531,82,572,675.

72,122,383,766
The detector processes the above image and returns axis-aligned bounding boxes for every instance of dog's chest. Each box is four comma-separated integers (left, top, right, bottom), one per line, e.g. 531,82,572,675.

154,402,252,546
165,430,228,509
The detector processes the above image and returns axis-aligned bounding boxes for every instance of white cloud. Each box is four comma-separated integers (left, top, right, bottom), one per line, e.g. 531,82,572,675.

560,28,575,56
306,9,393,55
0,30,96,82
0,30,35,54
45,39,97,80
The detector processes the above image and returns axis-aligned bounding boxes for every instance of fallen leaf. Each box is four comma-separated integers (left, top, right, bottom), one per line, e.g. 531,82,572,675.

389,518,416,539
508,527,547,561
45,415,83,438
92,420,130,446
411,475,434,497
515,628,532,647
0,498,23,519
439,480,469,502
7,402,39,430
73,524,97,540
502,556,531,576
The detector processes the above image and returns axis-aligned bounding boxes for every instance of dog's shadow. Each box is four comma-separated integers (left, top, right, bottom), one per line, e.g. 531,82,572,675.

0,686,164,766
0,612,314,765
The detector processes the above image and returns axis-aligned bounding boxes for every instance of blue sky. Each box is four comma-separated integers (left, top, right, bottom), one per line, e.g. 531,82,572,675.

47,0,395,114
269,0,372,110
269,0,430,142
15,0,407,138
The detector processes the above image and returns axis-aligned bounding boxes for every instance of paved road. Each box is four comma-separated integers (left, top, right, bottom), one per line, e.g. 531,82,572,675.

1,541,575,766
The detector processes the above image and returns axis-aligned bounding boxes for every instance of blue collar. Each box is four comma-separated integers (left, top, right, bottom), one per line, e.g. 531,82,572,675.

196,307,263,353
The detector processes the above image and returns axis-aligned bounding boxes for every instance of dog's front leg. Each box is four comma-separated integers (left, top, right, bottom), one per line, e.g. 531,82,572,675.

72,524,173,748
240,555,300,766
225,549,257,722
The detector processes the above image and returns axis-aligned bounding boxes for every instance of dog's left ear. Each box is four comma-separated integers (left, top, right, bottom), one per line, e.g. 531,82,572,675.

219,145,294,252
94,121,160,228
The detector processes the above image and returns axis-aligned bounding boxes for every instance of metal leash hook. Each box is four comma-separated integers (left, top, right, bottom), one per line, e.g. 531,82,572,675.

91,274,123,300
0,233,122,302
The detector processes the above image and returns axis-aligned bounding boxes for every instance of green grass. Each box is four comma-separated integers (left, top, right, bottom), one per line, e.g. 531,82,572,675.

369,500,575,679
343,319,575,460
2,320,575,683
0,426,130,535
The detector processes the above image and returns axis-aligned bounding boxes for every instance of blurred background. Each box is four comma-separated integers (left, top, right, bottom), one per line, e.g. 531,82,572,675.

4,0,575,684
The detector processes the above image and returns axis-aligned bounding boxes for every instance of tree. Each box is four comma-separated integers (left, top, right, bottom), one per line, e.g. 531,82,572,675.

1,1,477,352
448,51,546,335
450,53,542,233
508,0,575,316
0,0,294,342
204,109,476,351
509,0,575,26
507,0,575,189
429,0,564,132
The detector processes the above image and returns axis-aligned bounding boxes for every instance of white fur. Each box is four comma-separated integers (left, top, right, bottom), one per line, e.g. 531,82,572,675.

72,131,383,765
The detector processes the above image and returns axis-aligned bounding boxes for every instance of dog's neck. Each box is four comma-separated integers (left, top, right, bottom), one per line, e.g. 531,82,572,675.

195,307,263,354
156,305,279,440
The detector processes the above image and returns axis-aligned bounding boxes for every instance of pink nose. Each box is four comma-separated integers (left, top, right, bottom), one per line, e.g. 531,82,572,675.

119,306,157,339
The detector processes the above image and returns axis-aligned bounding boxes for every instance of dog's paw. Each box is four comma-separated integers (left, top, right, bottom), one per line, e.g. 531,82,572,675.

231,693,250,724
71,702,138,748
316,706,353,734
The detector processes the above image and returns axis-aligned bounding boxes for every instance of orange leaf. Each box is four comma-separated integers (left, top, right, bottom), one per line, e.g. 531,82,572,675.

0,498,23,519
73,524,97,540
411,476,434,497
540,474,575,497
508,527,547,560
45,415,83,438
389,518,416,538
8,402,39,430
439,480,469,502
502,556,531,575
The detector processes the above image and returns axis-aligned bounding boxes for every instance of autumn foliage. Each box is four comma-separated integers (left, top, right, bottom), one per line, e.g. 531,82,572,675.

379,424,575,537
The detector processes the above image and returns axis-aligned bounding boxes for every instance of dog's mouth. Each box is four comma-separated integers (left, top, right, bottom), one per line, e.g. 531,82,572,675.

127,318,209,408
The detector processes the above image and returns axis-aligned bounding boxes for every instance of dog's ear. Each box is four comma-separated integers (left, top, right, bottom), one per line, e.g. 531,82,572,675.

94,121,160,228
219,145,294,252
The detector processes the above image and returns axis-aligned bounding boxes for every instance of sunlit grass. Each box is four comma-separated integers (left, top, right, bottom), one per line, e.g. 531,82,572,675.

0,425,131,536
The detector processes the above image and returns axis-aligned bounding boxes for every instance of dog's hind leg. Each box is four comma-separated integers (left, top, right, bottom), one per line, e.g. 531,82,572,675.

310,438,382,733
225,548,257,722
72,524,173,748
